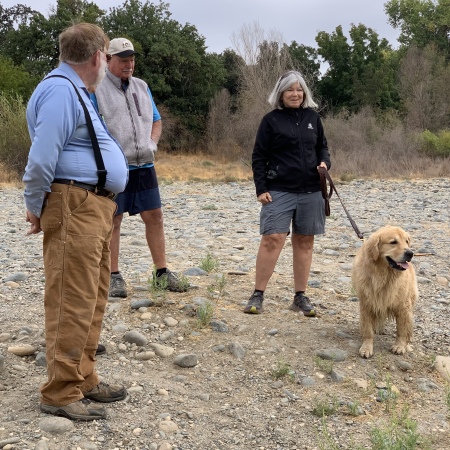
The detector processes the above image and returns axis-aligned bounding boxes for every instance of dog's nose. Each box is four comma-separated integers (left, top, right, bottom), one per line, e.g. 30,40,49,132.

404,249,414,260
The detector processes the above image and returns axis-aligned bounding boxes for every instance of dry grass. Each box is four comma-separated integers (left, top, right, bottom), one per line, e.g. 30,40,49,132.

3,146,449,188
0,153,253,186
0,163,21,187
155,152,253,183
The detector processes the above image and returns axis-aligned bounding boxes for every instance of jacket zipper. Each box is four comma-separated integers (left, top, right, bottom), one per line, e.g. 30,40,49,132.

123,87,140,166
293,110,306,186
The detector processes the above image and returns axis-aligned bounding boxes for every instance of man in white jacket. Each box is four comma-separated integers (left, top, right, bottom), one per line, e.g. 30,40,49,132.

93,38,187,297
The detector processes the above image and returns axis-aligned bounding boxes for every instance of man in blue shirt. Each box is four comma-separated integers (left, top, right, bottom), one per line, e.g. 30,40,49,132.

23,23,129,421
93,37,188,297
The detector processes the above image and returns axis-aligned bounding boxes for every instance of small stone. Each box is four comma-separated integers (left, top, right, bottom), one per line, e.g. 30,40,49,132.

228,342,246,359
396,360,413,371
314,348,347,362
159,421,178,434
149,343,174,358
300,376,315,387
123,330,148,346
134,351,156,361
8,344,38,356
163,317,178,327
174,354,198,368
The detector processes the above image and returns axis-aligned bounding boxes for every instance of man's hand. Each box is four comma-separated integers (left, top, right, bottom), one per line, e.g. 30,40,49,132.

26,210,41,235
257,192,272,205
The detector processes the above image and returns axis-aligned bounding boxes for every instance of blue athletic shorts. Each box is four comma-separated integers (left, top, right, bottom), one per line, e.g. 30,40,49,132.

259,190,325,235
115,166,161,216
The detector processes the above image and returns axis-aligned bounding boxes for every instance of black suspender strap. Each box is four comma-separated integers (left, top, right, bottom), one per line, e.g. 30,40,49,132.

45,75,107,189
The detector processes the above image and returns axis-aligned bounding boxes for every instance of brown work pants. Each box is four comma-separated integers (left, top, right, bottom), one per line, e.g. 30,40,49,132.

39,184,116,406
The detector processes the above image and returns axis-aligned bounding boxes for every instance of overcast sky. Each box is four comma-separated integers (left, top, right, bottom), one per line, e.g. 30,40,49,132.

1,0,400,53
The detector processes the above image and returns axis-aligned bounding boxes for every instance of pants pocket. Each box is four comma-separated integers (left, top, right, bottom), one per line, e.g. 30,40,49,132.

40,192,63,231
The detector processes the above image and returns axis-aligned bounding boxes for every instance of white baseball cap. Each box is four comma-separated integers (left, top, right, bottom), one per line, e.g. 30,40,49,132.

108,38,139,57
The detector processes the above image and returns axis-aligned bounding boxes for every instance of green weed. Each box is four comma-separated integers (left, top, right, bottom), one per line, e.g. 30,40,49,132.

200,252,220,273
201,204,218,210
312,396,340,417
370,406,431,450
196,301,215,328
206,273,227,301
314,355,335,375
271,359,294,381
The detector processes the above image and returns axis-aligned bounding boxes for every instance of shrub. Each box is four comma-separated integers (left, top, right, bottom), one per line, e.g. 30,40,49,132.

418,129,450,157
0,93,30,177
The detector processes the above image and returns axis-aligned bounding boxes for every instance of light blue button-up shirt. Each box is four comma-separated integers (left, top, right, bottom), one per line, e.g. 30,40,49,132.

23,63,129,217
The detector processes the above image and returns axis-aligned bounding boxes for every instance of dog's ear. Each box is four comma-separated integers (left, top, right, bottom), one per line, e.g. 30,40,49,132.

366,235,380,261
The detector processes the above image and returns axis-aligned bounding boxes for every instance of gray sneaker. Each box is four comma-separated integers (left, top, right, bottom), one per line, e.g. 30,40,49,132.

40,398,107,421
243,291,264,314
154,270,189,292
289,293,316,317
109,273,127,298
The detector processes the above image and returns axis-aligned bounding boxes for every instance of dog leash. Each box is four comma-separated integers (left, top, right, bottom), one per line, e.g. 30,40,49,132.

318,167,364,240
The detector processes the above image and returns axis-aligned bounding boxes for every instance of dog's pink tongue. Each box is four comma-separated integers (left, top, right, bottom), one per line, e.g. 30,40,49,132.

398,262,409,269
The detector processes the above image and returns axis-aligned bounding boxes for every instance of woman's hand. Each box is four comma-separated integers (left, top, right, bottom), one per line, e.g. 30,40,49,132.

257,192,272,205
317,162,327,170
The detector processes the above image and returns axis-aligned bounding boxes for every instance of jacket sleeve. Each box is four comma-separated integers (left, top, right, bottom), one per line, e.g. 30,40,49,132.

316,116,331,170
252,115,272,196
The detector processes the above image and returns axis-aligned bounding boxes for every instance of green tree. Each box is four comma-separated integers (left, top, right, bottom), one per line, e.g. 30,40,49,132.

286,41,321,86
315,25,353,109
101,0,226,140
219,48,244,98
316,24,400,112
0,55,35,99
385,0,450,57
0,0,105,78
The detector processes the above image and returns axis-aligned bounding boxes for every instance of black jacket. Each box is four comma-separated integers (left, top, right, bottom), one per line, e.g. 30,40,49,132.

252,107,331,196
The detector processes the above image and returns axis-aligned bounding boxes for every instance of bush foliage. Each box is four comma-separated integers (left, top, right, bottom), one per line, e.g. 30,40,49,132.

0,93,30,177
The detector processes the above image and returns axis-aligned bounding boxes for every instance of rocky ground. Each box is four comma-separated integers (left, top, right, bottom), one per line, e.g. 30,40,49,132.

1,178,450,450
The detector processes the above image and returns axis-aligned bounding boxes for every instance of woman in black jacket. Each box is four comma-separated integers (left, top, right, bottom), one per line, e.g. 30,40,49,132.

244,70,331,316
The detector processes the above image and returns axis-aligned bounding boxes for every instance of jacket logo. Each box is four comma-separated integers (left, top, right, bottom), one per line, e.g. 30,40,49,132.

308,123,314,130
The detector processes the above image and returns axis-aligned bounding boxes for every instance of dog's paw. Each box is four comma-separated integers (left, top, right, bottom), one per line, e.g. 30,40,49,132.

391,344,407,355
359,343,373,358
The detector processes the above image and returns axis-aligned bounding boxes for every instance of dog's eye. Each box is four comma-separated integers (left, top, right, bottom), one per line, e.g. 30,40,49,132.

390,240,397,245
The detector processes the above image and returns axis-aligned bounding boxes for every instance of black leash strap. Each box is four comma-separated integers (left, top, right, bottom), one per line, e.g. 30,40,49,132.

318,167,364,240
45,75,107,189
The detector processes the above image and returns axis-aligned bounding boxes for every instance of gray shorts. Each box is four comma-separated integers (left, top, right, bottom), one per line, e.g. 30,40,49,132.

260,191,325,235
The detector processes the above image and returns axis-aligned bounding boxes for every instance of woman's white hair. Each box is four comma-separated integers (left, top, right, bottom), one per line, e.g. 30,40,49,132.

268,70,318,109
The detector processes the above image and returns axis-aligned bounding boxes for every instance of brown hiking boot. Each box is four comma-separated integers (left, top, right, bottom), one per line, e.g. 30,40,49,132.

289,293,316,317
84,381,127,403
40,398,107,421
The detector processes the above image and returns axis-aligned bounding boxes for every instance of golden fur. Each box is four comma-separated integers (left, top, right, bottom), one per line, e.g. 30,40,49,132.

351,226,418,358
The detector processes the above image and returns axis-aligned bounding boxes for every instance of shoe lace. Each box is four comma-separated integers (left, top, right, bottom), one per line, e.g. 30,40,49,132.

112,276,125,288
295,294,310,304
250,292,263,303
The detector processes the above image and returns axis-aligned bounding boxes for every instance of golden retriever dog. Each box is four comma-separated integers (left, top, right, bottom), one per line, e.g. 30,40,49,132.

351,226,418,358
